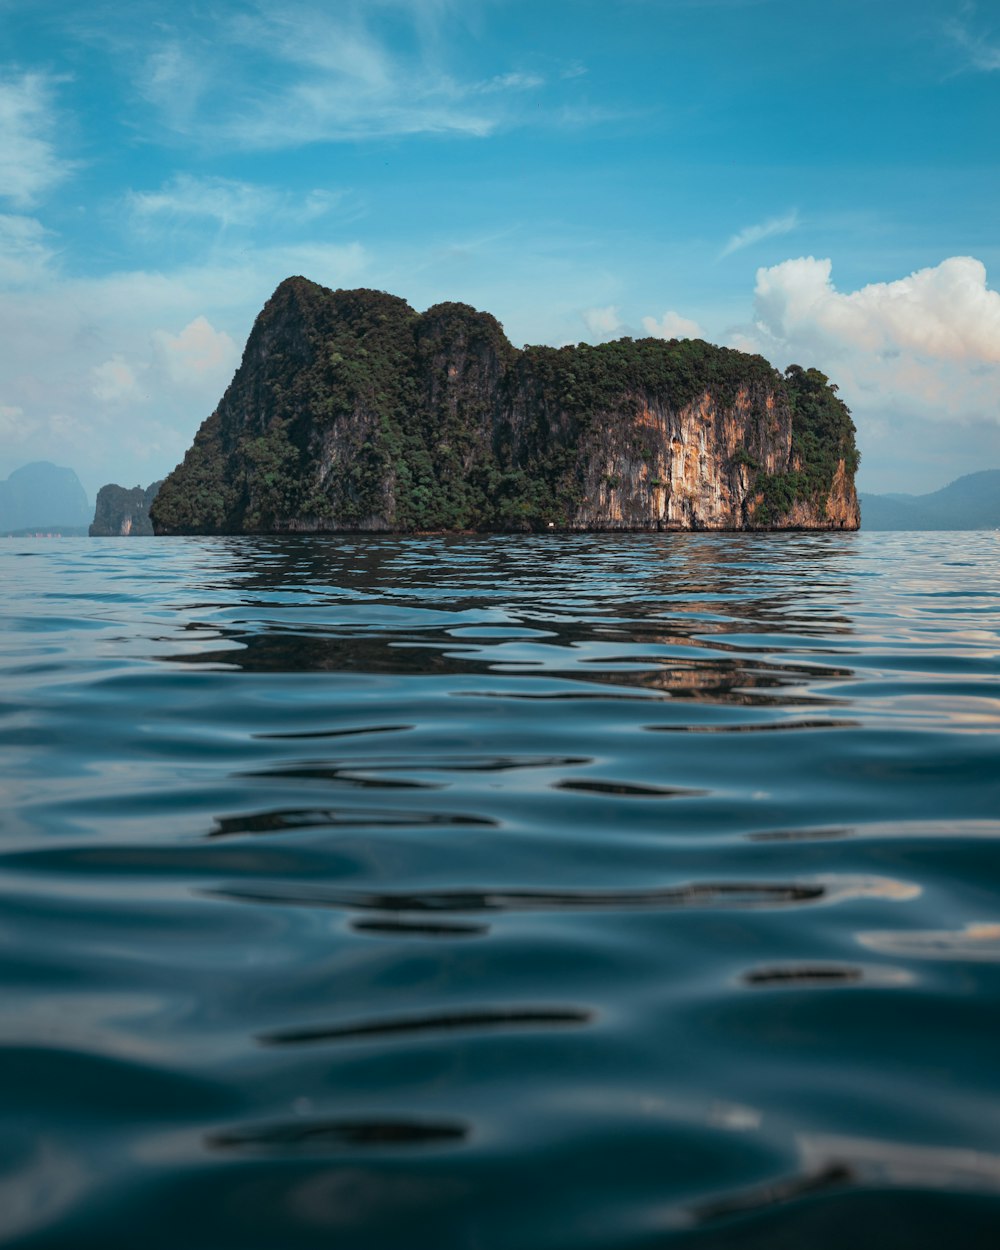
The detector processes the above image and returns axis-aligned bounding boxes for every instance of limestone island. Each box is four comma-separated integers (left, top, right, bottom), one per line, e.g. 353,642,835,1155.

90,481,162,536
151,277,860,535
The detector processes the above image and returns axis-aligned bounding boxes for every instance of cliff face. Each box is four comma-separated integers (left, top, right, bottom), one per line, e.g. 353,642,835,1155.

90,481,162,536
151,277,860,534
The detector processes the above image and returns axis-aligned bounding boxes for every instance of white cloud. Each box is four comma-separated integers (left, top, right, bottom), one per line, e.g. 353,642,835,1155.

231,9,394,86
752,255,1000,364
138,42,212,133
736,256,1000,467
477,72,545,93
92,356,142,404
129,176,265,228
128,175,346,230
0,403,25,443
946,12,1000,71
642,310,703,340
0,239,370,495
152,316,239,389
132,10,497,148
0,72,72,208
117,5,583,151
720,210,799,259
582,305,622,339
0,214,56,284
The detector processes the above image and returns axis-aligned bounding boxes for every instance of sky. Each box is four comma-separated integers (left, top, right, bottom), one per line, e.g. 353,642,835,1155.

1,0,999,501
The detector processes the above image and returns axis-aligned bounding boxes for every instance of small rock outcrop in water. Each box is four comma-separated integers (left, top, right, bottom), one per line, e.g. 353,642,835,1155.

90,481,163,536
151,277,860,534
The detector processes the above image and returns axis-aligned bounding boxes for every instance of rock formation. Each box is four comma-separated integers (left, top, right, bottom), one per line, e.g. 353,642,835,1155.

90,481,163,536
0,461,91,534
151,277,860,535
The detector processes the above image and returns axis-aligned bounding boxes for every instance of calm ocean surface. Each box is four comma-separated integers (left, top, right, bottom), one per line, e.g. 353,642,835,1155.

1,531,999,1248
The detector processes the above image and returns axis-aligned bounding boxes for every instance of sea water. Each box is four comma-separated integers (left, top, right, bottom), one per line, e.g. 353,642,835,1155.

1,531,999,1248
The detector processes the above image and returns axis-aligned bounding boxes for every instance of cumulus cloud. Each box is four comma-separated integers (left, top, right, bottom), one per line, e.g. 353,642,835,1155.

0,72,72,208
92,356,143,404
720,210,799,259
751,255,1000,364
582,305,622,340
642,311,703,341
735,255,1000,487
152,316,239,389
0,240,368,494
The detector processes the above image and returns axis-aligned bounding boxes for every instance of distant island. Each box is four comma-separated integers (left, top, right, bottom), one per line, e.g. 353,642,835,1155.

90,481,163,536
151,277,860,535
860,471,1000,530
0,462,91,535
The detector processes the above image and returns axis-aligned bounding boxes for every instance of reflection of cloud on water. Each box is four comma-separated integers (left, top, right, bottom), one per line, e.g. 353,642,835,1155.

691,1130,1000,1227
860,921,1000,961
798,1131,1000,1193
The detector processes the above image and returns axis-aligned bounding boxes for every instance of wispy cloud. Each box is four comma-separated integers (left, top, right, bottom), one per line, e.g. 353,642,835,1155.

946,7,1000,71
128,175,350,230
116,5,577,150
720,210,799,259
138,41,213,133
476,71,545,94
219,7,540,146
0,213,56,284
0,72,73,208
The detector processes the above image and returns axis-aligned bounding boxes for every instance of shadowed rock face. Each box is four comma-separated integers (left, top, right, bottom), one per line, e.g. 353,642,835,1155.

151,277,860,535
90,481,162,536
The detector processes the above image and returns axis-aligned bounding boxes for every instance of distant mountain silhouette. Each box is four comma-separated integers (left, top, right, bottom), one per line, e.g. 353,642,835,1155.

0,462,91,533
861,470,1000,530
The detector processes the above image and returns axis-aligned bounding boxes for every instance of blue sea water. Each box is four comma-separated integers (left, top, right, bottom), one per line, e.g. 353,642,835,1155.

1,531,999,1248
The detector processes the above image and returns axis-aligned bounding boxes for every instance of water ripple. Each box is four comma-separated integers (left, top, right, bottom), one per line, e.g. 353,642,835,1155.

1,532,999,1248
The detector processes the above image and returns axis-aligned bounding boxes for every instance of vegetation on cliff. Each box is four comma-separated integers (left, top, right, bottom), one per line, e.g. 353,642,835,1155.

750,365,860,525
90,481,163,536
152,277,859,534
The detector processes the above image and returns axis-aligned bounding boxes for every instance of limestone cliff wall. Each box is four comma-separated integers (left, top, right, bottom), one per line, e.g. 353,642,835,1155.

567,385,790,530
152,277,860,535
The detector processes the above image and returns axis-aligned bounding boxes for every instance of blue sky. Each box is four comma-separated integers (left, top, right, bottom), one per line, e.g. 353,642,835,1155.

1,0,998,499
